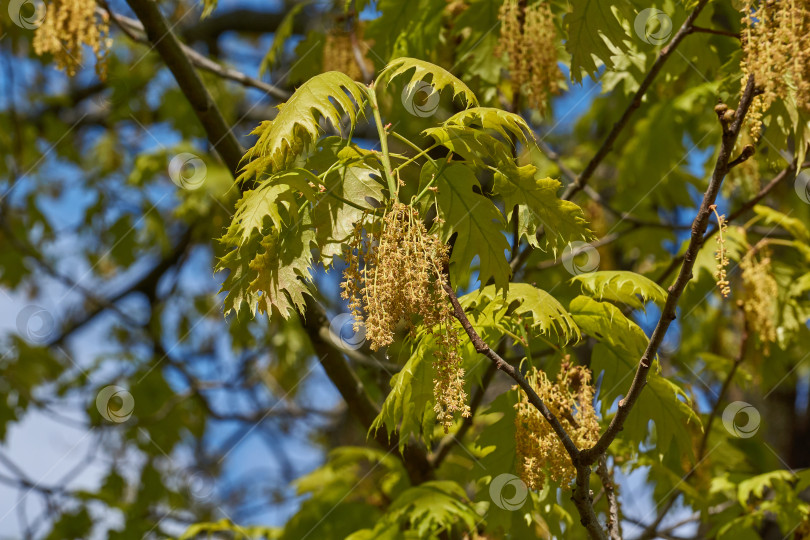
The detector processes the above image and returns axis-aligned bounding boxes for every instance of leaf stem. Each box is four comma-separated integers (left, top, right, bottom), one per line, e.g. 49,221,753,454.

392,143,440,173
366,84,398,199
413,153,453,204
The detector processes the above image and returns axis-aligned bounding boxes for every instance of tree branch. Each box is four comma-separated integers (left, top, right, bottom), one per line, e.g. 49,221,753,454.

596,455,622,540
580,74,761,466
105,7,291,100
441,281,607,540
123,0,245,174
561,0,709,201
302,297,433,485
655,157,808,286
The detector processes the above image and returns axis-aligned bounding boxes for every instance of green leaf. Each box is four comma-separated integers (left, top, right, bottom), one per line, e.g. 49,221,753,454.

564,0,633,83
231,169,318,243
569,295,648,354
307,140,385,261
571,270,667,310
422,125,514,168
379,57,479,108
461,283,581,343
371,333,438,449
426,162,512,290
738,470,795,507
753,205,810,242
379,481,478,536
216,212,316,319
239,72,366,183
494,170,593,255
442,107,534,146
571,297,701,457
629,372,702,460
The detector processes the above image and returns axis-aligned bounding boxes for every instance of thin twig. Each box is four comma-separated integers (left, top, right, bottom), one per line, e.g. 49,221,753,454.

560,0,710,201
596,455,622,540
580,74,761,466
103,6,291,100
442,281,607,540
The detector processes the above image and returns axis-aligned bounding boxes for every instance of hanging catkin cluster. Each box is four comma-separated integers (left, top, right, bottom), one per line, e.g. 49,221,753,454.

740,246,779,354
33,0,110,78
341,203,470,431
323,26,373,81
711,206,731,298
514,361,600,490
496,0,562,115
740,0,810,140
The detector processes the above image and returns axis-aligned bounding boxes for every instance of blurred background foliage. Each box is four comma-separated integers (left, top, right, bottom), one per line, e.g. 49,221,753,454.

0,0,809,538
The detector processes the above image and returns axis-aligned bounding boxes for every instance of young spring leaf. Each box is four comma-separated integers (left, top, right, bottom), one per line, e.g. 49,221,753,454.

571,270,667,310
378,57,479,108
494,169,593,256
425,162,512,290
238,72,366,184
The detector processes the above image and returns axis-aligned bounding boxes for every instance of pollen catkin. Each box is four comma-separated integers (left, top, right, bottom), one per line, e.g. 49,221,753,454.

341,203,470,431
712,206,731,298
740,0,810,140
33,0,110,78
496,0,562,115
514,361,600,490
740,246,778,354
323,27,373,81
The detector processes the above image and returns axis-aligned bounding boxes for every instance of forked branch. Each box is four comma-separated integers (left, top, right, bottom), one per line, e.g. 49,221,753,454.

580,74,761,466
442,281,608,540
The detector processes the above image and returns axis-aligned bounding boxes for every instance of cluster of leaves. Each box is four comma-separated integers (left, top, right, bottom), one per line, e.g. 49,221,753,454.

4,0,810,538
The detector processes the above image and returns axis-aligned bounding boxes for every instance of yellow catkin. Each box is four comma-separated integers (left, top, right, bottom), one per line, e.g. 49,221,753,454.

514,361,600,490
496,0,561,115
740,0,810,140
33,0,110,78
711,205,731,298
322,27,373,81
740,246,779,354
341,203,470,431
